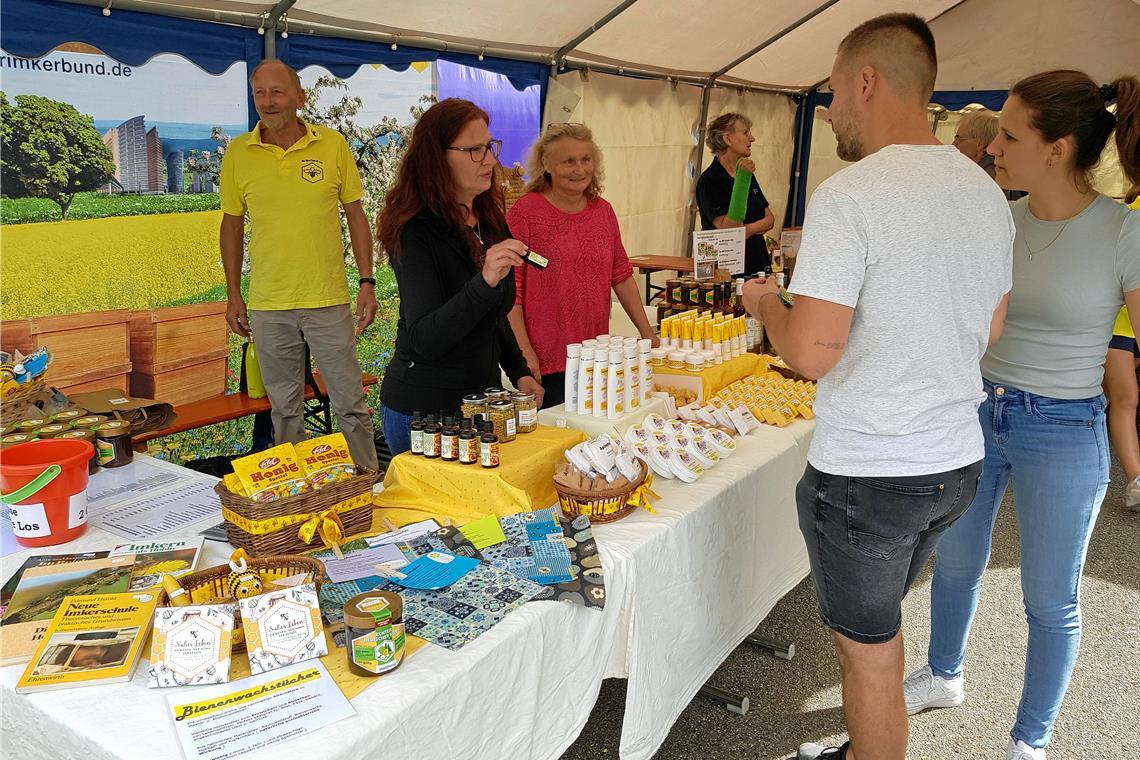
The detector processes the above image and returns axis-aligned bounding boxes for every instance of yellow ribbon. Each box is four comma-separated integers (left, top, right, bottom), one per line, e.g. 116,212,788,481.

221,493,371,537
297,508,345,547
625,473,661,515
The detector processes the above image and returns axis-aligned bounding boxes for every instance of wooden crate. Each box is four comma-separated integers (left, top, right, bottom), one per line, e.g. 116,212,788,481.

0,310,133,395
129,302,229,406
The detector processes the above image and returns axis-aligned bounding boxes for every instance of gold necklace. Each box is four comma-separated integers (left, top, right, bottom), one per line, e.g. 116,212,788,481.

1022,206,1074,260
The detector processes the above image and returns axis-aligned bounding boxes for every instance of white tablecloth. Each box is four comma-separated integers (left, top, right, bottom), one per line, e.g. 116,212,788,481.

1,419,813,760
598,420,813,759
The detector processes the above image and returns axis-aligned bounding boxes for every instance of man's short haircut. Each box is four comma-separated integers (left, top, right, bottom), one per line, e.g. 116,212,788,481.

249,59,303,92
836,13,937,101
957,110,998,145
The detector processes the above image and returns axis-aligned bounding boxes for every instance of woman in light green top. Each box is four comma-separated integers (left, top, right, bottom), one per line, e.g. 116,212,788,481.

904,70,1140,760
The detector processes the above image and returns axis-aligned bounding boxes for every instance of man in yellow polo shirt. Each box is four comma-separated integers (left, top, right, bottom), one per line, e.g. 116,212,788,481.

219,59,379,471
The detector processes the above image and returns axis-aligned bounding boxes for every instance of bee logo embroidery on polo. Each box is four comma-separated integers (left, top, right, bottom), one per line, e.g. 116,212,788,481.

301,159,325,183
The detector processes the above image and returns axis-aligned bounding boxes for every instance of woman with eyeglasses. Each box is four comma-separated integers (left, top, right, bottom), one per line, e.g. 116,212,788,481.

376,98,543,453
696,112,775,275
505,122,657,408
904,71,1139,760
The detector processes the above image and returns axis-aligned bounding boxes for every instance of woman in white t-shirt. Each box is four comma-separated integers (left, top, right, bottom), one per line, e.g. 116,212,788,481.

903,70,1140,760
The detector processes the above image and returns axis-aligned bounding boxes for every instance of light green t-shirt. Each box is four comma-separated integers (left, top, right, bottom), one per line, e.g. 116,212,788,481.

981,194,1140,398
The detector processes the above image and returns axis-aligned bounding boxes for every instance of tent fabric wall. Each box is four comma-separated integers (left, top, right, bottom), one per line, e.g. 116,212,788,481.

550,71,706,259
702,89,798,239
546,73,796,261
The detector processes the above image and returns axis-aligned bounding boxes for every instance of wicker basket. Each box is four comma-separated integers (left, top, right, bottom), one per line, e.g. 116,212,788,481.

159,555,325,653
0,376,47,416
555,461,649,524
216,468,379,557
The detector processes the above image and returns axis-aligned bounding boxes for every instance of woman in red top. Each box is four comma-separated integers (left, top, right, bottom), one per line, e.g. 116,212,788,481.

507,123,657,408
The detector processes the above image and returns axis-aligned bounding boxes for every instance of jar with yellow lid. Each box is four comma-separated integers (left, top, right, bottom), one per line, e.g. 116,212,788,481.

92,420,134,468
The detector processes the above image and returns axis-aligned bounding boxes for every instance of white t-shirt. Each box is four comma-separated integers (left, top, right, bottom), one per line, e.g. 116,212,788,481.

789,144,1014,476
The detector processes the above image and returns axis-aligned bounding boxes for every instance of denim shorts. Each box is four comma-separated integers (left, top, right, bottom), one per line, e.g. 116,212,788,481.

796,460,983,644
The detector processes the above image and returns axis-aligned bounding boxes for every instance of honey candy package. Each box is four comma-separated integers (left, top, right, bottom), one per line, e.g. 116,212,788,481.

231,443,310,502
294,433,357,489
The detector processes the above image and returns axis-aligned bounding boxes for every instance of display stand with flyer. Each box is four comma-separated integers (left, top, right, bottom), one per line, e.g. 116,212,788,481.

692,227,745,278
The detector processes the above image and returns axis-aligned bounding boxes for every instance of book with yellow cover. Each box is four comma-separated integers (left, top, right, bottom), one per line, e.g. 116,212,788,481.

15,591,160,693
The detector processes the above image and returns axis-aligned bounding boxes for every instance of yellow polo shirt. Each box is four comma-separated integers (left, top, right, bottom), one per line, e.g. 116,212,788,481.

220,120,363,310
1115,197,1140,338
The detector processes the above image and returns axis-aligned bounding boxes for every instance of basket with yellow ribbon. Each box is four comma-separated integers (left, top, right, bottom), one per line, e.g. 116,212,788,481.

216,434,378,557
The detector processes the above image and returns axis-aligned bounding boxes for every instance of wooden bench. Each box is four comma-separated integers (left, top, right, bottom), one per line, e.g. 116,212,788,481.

133,372,379,445
628,255,694,304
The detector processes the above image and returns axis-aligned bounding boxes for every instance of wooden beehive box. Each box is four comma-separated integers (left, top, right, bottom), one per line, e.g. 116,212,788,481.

0,310,133,395
129,302,229,406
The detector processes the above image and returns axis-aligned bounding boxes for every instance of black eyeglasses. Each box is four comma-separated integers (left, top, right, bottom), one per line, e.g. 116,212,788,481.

447,139,502,162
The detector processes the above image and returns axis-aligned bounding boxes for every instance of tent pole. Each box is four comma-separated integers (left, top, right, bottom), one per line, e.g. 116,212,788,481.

553,0,641,68
684,82,714,255
264,0,296,60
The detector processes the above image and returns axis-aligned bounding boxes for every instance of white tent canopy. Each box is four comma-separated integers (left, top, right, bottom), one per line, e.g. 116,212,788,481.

81,0,1139,91
61,0,1139,259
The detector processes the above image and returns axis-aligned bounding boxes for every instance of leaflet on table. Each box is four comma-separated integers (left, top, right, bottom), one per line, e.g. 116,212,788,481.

321,544,408,583
86,457,221,541
109,538,203,590
167,660,354,760
379,551,479,589
363,518,440,548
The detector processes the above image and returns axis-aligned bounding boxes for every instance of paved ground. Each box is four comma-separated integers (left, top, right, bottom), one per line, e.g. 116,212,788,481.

562,458,1139,759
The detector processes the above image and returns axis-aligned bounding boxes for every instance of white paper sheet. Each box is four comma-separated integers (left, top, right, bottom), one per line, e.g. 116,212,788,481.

322,544,408,583
363,518,439,547
87,459,221,541
167,660,354,760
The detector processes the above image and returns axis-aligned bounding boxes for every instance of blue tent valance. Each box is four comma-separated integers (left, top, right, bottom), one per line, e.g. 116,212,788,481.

276,34,548,93
0,0,256,75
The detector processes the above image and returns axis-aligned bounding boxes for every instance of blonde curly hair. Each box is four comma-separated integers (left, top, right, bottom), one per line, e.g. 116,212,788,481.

522,122,605,198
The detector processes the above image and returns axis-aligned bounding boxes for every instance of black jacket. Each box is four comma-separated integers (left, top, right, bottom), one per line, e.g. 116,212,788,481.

380,210,532,415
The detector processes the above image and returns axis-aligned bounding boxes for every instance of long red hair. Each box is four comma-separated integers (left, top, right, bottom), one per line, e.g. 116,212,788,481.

377,98,509,265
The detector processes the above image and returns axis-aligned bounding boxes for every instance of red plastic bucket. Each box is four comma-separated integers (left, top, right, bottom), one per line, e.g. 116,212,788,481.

1,439,93,547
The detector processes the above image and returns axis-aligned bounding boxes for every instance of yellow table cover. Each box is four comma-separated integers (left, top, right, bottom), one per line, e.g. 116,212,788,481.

373,424,587,525
653,353,770,399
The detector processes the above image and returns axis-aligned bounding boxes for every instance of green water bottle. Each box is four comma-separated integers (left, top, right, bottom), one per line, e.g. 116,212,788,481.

244,340,266,399
727,160,753,222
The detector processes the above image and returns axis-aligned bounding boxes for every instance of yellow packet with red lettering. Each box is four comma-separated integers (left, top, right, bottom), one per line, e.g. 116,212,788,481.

232,443,309,502
295,433,357,489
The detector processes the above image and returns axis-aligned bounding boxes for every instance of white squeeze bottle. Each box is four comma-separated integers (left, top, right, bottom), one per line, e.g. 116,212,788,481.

577,347,595,416
623,344,639,412
638,338,653,404
607,349,625,420
564,343,581,413
593,345,608,417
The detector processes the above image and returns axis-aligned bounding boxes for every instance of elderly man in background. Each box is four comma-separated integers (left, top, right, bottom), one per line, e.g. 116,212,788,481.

953,110,1026,200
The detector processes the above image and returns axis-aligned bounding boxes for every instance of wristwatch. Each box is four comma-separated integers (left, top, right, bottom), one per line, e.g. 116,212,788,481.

358,277,376,286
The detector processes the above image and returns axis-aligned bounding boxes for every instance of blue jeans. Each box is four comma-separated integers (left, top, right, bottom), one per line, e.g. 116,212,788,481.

928,380,1109,749
380,404,414,456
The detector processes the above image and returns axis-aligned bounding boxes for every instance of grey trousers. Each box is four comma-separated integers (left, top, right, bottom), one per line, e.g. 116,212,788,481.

248,305,379,471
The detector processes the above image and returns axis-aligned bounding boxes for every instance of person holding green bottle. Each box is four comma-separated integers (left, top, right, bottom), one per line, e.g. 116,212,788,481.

695,112,776,275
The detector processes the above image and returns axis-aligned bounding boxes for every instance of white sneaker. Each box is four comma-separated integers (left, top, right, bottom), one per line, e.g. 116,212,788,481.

797,741,848,759
902,664,964,715
1126,476,1140,511
1007,738,1046,760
